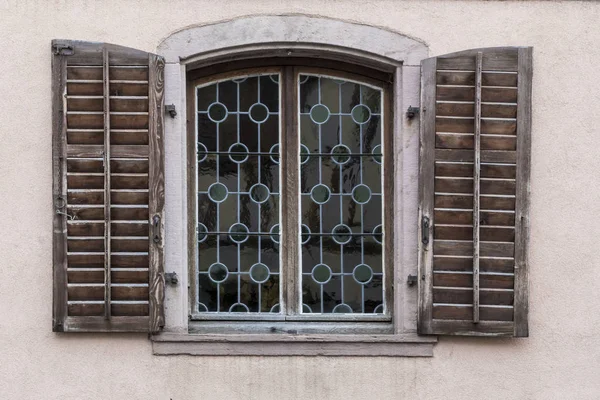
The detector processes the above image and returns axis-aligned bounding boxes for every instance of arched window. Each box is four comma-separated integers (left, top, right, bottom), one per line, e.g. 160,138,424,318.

189,63,392,318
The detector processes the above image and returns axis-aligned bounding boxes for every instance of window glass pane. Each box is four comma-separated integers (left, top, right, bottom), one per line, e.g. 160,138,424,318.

196,74,281,313
299,74,384,314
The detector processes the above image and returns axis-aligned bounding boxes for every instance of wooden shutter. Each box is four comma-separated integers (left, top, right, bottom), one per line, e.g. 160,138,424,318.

52,40,165,332
418,47,532,336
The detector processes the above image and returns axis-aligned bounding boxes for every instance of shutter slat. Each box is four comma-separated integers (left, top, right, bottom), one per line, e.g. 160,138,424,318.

418,47,532,336
52,40,164,333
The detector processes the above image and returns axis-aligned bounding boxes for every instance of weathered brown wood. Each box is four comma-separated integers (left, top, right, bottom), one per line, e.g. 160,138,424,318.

67,174,104,189
481,119,516,135
111,131,149,145
103,47,112,320
109,66,149,80
435,225,515,242
436,117,474,133
473,52,483,323
52,47,68,331
53,39,161,332
111,222,149,236
111,207,149,220
110,145,149,158
433,240,514,258
67,159,103,172
69,302,150,317
67,97,104,111
67,191,104,205
282,67,299,314
110,113,149,129
148,54,165,333
112,303,150,316
110,97,149,112
67,130,104,145
435,163,515,179
109,82,149,96
432,305,513,321
111,174,149,189
417,57,437,334
433,288,513,305
111,191,149,205
436,48,518,72
111,159,149,173
111,254,149,268
111,238,149,252
419,47,530,336
112,285,149,301
67,144,104,158
435,149,517,163
513,47,532,337
67,206,104,220
68,221,105,236
435,133,516,151
67,82,103,96
433,272,514,289
434,256,514,274
67,113,104,129
434,194,515,210
186,75,197,316
67,66,103,80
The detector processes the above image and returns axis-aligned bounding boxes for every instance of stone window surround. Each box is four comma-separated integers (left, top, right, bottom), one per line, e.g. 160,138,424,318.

153,14,436,356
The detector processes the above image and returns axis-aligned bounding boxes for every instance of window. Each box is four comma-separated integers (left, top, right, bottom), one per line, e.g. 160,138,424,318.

51,16,532,356
189,66,391,320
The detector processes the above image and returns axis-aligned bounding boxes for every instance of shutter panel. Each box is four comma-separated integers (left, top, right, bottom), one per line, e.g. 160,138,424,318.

52,40,165,332
418,47,532,337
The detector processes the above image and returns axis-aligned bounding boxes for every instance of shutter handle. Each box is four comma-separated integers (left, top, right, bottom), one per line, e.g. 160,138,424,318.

152,215,161,243
55,196,75,220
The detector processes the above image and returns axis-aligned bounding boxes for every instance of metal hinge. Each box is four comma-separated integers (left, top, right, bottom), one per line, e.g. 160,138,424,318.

421,215,430,246
165,104,177,118
52,43,74,56
407,275,418,286
165,272,179,285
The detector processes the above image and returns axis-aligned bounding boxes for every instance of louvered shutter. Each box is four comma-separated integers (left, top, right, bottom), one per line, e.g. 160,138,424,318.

418,47,532,336
52,40,165,332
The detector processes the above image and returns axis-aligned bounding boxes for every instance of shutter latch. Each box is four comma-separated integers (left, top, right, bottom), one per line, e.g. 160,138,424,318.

406,105,420,119
152,215,162,243
52,43,74,56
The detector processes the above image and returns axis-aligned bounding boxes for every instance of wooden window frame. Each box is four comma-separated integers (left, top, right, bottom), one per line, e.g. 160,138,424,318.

186,61,394,327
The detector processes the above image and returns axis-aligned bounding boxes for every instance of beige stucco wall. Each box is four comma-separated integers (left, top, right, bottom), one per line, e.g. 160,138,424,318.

1,0,599,398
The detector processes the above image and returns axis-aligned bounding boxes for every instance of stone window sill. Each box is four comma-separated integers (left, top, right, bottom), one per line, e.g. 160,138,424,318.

151,333,436,357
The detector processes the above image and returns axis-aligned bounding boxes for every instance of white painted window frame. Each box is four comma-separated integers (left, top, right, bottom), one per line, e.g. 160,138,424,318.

152,15,436,356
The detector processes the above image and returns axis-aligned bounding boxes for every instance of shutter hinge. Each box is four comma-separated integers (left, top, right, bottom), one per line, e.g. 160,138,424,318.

421,215,430,246
165,272,179,285
52,43,74,56
165,104,177,118
407,275,418,286
406,105,420,120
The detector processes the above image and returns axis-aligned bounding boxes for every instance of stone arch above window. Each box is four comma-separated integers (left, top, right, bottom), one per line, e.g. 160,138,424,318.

157,15,428,65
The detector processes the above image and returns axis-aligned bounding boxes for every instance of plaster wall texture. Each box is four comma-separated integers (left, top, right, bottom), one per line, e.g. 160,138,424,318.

0,1,599,399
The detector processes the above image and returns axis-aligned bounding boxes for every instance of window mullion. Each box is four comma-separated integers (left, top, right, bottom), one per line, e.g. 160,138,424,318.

281,66,300,316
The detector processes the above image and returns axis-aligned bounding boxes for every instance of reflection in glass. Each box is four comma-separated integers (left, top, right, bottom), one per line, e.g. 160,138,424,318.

196,74,280,313
299,74,384,314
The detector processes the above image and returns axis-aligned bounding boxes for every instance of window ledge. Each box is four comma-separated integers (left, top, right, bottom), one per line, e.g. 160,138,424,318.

151,333,436,357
